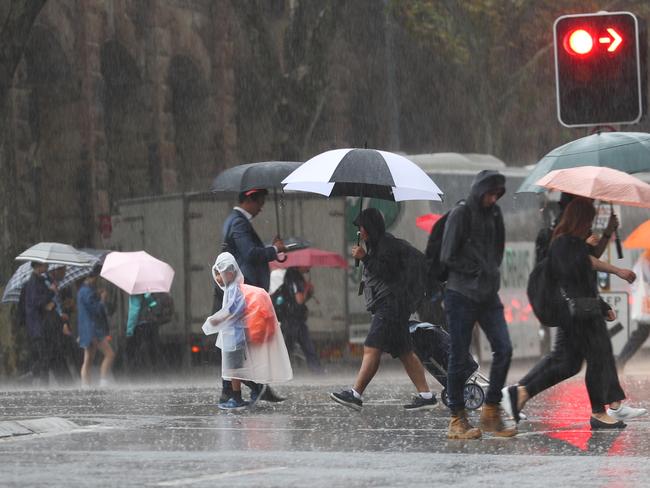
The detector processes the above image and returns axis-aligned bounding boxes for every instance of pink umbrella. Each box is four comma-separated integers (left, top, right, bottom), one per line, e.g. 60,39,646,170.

270,248,348,270
535,166,650,208
100,251,175,294
416,213,443,233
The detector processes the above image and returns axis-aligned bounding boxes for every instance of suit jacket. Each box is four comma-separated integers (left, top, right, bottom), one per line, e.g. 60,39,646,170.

222,209,277,291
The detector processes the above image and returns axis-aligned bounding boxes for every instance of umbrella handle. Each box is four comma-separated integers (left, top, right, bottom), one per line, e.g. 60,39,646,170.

615,233,624,260
609,203,623,259
355,231,361,268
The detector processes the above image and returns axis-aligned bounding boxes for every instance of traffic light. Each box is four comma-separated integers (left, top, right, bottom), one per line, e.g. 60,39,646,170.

554,11,646,127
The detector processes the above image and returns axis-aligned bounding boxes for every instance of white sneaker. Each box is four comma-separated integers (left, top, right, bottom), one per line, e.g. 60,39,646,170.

607,404,647,421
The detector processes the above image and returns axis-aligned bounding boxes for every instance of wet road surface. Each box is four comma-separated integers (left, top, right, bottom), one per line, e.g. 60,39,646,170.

1,367,650,487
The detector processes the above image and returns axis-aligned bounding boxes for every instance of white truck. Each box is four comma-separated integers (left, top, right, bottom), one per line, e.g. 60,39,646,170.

109,154,647,368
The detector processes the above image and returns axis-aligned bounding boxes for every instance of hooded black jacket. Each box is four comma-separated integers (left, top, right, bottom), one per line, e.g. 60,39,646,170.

440,170,506,302
355,208,404,310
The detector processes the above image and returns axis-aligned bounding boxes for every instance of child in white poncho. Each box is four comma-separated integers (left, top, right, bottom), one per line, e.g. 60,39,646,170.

203,252,292,410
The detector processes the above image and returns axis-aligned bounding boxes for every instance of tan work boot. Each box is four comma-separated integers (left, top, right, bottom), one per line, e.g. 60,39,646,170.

447,410,482,439
480,403,517,437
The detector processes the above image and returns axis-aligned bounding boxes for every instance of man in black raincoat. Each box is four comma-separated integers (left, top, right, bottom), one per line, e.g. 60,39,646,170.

330,208,436,411
441,170,516,439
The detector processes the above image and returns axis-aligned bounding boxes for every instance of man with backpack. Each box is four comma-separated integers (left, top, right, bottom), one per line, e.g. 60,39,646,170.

440,170,516,439
330,207,436,411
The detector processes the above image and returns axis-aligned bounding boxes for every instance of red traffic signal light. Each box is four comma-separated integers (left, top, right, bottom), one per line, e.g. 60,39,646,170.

563,27,623,56
554,11,646,127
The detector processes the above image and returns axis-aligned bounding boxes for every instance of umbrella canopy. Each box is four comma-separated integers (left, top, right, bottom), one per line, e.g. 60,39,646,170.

15,242,96,266
210,161,303,193
518,132,650,193
269,248,348,270
416,213,443,233
210,161,303,237
2,262,38,303
535,166,650,208
100,251,174,295
1,253,102,304
624,220,650,249
282,148,443,201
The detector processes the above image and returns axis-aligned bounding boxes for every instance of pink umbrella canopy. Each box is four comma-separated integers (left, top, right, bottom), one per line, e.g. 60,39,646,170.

270,248,348,270
100,251,175,294
535,166,650,208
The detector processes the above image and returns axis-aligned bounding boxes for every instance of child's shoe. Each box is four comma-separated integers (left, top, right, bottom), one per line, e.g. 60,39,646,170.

218,397,249,411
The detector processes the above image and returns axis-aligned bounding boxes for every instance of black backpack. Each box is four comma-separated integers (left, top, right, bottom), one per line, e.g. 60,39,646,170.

395,238,429,314
526,257,561,327
270,283,287,321
424,201,470,288
139,293,174,325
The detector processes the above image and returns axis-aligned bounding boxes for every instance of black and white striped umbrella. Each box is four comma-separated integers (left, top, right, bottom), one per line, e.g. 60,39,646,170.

282,148,443,201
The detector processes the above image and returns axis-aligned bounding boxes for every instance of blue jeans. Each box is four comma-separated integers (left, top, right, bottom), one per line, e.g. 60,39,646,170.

444,289,512,413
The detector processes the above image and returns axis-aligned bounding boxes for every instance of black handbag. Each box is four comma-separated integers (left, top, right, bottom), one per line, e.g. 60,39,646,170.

560,289,602,320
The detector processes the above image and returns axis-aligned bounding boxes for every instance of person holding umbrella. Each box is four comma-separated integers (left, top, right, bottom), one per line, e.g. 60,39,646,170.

77,266,115,387
218,189,288,404
502,198,646,428
23,261,57,386
330,208,436,411
276,267,323,373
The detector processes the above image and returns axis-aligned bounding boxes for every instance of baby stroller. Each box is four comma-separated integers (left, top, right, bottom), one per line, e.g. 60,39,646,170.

409,321,489,410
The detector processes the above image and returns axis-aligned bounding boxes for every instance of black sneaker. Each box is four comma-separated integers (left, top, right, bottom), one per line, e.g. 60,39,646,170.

330,390,362,411
403,394,438,410
260,386,286,403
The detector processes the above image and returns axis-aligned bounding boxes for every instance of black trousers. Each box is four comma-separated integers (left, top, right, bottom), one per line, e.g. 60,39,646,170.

29,338,49,385
520,317,625,413
283,319,321,371
126,322,161,373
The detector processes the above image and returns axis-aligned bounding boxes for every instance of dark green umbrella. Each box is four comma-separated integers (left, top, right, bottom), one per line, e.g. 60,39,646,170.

517,132,650,193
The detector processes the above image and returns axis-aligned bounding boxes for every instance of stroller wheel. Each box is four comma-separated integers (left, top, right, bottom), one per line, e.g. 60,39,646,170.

440,388,449,407
463,383,485,410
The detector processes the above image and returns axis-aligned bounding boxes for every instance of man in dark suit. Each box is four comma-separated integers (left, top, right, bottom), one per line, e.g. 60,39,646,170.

218,188,287,404
222,189,286,290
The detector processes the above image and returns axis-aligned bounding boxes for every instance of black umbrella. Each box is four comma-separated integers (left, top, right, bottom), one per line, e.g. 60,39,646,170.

210,161,302,237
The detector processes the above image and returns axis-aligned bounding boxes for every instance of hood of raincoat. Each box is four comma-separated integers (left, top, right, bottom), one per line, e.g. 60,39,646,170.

467,170,505,209
212,252,245,291
353,207,385,248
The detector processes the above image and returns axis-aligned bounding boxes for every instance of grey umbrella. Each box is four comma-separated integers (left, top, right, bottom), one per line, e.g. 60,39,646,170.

517,132,650,193
210,161,302,237
15,242,96,267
